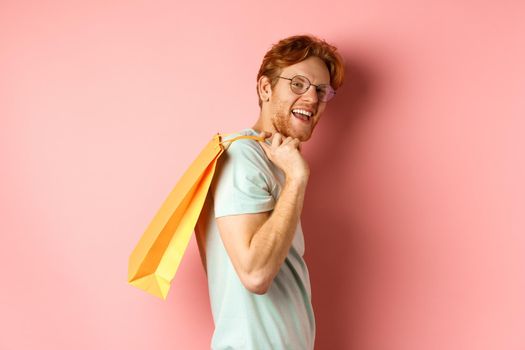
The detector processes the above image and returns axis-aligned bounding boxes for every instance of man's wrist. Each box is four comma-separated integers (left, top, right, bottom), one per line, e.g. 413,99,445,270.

285,175,309,188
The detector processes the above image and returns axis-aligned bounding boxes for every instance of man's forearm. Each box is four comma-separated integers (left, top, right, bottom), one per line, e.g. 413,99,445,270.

246,177,308,288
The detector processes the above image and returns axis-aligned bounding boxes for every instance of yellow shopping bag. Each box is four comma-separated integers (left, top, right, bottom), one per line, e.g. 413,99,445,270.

128,132,265,299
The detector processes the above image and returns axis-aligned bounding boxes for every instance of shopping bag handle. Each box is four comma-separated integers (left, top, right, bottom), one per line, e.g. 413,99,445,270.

218,134,266,150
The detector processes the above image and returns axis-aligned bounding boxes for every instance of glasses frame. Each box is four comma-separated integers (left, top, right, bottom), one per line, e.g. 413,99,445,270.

277,75,336,102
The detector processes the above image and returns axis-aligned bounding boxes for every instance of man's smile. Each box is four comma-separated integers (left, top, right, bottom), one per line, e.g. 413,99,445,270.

291,108,313,121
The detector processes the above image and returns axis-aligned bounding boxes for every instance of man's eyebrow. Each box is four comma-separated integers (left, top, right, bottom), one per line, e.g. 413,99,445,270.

288,71,330,85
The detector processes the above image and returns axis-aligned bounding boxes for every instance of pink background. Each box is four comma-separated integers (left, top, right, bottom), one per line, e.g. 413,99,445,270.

1,1,524,349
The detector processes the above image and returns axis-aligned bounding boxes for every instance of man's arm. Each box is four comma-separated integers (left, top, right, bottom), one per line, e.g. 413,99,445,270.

216,176,307,294
216,132,309,295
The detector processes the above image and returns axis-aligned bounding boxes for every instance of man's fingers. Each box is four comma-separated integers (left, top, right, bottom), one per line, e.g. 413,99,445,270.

259,131,272,140
282,136,294,145
272,133,282,147
258,132,301,152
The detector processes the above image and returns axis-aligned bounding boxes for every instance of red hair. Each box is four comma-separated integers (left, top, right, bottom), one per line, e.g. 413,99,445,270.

256,34,345,107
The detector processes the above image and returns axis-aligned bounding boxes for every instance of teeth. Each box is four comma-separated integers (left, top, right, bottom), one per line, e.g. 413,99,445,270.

292,109,313,117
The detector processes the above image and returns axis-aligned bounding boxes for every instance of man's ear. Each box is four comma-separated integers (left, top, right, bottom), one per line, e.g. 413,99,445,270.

257,76,272,102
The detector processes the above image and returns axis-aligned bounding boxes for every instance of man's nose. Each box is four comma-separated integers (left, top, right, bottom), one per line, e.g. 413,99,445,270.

302,85,319,103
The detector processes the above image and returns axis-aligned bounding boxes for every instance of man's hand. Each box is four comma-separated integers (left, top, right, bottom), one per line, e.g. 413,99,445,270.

257,131,310,183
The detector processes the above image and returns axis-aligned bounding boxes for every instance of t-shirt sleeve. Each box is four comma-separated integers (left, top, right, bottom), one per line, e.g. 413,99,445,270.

212,140,276,218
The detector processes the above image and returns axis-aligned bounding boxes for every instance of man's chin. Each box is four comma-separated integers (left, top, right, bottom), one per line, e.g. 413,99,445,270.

288,130,312,142
297,133,311,142
272,117,313,141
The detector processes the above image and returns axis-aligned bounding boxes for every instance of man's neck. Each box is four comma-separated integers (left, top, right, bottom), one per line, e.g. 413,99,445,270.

251,110,275,135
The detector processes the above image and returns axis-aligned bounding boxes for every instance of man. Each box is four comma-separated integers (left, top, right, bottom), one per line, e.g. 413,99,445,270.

195,34,344,350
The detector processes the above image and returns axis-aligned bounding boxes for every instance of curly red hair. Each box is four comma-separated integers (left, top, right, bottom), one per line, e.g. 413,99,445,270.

256,34,345,107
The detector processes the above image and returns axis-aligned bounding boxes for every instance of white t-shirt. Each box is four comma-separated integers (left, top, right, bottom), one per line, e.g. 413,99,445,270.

197,128,316,350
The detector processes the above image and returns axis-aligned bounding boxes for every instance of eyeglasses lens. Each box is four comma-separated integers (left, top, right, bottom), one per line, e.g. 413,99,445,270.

290,76,309,94
290,76,334,102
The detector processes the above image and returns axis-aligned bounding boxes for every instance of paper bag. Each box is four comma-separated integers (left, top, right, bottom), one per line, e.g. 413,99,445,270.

128,133,264,299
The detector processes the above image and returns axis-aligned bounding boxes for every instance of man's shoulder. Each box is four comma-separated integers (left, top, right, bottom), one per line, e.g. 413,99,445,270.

222,128,265,157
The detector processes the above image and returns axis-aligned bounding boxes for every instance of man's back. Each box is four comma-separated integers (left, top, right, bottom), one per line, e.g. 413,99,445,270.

196,128,316,350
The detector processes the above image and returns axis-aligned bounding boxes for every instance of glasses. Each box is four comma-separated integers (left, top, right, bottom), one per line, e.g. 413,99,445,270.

277,75,336,102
